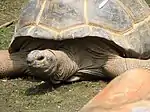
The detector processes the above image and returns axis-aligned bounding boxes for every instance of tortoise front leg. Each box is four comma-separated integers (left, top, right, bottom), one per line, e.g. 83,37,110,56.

103,55,150,78
0,50,28,78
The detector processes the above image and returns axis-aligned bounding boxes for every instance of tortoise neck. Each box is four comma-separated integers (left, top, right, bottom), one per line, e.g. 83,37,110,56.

50,50,79,83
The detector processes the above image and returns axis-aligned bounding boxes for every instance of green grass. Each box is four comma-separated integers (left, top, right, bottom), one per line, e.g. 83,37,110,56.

0,26,13,49
0,78,105,112
0,0,27,49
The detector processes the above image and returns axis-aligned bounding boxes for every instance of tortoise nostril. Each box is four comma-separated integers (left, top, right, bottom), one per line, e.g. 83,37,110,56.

37,56,45,61
27,59,32,64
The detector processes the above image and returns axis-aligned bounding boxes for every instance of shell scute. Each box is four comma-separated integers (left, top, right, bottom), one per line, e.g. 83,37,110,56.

119,0,150,23
87,0,133,32
39,0,85,31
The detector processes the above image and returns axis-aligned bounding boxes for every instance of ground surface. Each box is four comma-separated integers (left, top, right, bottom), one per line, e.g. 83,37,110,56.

0,0,150,112
0,0,106,112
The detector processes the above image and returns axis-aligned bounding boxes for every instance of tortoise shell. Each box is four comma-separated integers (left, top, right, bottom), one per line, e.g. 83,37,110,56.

10,0,150,58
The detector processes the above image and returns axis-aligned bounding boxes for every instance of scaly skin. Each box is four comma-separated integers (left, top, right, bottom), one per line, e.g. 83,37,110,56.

103,55,150,78
0,50,28,78
80,68,150,112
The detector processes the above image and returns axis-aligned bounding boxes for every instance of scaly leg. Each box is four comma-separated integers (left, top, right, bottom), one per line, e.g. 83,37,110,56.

0,50,28,78
103,55,150,78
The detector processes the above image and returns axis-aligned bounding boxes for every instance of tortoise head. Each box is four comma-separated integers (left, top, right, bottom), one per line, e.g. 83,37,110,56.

27,49,58,82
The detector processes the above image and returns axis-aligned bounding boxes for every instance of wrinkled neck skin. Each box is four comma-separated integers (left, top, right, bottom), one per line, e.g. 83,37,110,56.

47,50,79,84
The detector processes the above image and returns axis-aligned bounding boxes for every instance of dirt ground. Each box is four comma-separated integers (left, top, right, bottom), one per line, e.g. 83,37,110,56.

0,0,150,112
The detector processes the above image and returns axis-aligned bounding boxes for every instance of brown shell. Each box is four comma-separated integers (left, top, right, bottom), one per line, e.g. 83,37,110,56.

10,0,150,57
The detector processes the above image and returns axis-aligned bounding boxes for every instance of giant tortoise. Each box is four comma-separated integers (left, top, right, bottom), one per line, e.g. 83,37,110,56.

1,0,150,111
